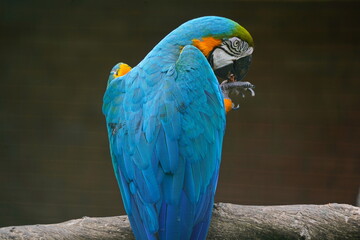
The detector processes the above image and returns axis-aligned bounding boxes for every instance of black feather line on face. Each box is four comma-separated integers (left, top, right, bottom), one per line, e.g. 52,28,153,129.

216,38,250,59
223,38,250,55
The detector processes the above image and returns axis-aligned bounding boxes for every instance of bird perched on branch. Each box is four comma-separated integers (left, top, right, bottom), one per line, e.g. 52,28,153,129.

103,16,254,240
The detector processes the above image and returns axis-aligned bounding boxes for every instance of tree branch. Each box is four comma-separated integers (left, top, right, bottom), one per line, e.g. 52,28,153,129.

0,203,359,239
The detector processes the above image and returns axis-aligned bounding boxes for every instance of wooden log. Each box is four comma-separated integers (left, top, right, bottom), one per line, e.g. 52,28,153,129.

0,203,359,240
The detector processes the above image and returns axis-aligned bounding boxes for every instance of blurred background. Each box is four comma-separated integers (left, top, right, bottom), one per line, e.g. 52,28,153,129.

1,0,359,227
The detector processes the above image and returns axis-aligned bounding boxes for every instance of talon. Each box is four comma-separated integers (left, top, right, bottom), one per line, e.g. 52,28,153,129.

220,80,228,86
232,104,240,110
220,80,255,111
248,88,255,97
229,74,236,82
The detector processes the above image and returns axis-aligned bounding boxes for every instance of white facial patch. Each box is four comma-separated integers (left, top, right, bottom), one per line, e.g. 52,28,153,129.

212,48,235,70
211,37,253,70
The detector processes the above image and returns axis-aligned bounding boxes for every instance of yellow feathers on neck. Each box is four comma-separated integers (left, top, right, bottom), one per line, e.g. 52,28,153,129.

114,63,132,78
224,98,233,113
192,37,222,57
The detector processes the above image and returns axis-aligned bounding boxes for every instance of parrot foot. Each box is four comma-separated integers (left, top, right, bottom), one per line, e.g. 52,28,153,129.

220,80,255,110
220,80,255,96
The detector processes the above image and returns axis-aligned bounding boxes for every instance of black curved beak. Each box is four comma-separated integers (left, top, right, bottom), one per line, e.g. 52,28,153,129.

214,55,252,82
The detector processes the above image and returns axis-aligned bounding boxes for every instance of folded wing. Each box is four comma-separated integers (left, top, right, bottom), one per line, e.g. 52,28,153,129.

103,45,226,240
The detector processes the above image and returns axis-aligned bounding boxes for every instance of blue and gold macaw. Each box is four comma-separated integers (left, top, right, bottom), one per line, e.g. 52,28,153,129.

103,16,254,240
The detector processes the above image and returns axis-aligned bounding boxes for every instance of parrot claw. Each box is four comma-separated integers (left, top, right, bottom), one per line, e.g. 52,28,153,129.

247,87,255,97
220,81,255,98
220,80,255,111
220,80,228,86
232,103,240,110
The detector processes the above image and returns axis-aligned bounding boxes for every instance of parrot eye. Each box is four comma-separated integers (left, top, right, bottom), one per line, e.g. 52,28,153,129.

222,37,250,57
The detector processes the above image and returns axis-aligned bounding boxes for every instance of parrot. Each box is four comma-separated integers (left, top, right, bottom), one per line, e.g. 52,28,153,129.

102,16,254,240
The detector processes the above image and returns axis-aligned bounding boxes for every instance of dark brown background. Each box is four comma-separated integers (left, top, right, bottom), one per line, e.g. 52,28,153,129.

1,0,359,227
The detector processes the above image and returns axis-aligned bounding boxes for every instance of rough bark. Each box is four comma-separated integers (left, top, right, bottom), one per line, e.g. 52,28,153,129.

0,203,359,240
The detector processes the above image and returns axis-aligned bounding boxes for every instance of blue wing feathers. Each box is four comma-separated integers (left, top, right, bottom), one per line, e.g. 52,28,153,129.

103,44,225,239
162,157,185,205
164,204,181,239
184,161,197,203
155,128,171,173
135,133,155,168
158,202,167,239
141,166,161,203
164,132,179,173
129,197,152,240
179,191,195,239
132,146,149,169
118,168,132,214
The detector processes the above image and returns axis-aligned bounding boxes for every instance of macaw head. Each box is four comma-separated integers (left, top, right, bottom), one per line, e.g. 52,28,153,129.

186,16,255,111
192,26,253,84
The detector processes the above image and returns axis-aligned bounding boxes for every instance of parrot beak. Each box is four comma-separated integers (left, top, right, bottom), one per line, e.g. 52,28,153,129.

214,55,252,83
233,55,252,82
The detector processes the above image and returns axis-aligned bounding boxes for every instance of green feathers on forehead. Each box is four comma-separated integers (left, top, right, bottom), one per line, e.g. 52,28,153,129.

208,21,254,47
233,24,254,47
